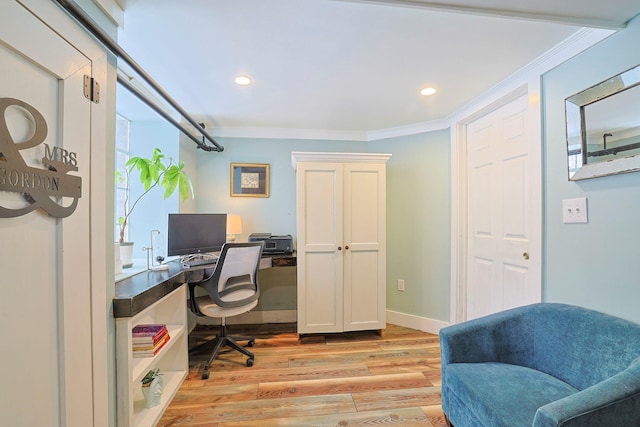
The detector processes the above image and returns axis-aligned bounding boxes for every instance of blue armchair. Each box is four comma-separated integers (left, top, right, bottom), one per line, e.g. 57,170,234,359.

439,303,640,426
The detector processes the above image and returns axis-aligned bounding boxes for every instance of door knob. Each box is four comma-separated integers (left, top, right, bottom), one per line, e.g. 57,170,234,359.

523,252,530,260
338,246,342,251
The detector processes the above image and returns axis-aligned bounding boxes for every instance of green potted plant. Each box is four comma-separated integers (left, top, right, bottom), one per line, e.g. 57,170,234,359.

116,148,193,268
141,368,160,386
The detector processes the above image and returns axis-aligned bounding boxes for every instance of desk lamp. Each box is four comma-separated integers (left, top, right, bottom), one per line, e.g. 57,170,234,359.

226,214,243,242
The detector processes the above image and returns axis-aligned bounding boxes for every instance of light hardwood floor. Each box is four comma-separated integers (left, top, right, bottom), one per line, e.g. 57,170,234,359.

159,323,446,426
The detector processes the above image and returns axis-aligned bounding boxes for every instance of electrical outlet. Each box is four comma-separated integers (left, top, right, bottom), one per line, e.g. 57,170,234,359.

397,279,405,291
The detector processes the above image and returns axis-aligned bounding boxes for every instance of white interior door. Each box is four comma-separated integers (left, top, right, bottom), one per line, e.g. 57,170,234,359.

0,2,95,425
465,93,541,320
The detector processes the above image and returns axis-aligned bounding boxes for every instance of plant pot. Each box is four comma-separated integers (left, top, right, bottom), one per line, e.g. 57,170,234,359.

120,241,134,269
141,375,163,408
114,242,123,274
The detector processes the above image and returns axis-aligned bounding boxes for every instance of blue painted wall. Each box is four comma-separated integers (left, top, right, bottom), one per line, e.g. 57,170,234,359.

369,130,451,321
542,16,640,323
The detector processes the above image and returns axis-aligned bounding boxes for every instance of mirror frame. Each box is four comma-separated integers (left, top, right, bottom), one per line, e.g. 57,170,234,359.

565,64,640,180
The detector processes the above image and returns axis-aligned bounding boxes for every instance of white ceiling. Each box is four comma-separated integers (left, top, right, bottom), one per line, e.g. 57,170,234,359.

115,0,640,140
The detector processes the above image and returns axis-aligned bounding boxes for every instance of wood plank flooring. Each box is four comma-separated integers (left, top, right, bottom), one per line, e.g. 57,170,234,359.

158,323,446,426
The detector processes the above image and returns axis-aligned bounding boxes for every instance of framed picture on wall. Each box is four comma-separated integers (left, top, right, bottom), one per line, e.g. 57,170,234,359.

230,163,270,197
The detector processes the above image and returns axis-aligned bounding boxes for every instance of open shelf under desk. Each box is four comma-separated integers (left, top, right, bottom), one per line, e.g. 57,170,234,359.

132,369,187,427
115,279,188,427
131,324,185,382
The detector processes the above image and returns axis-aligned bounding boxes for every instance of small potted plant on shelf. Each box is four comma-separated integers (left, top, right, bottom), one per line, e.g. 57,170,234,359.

116,147,193,268
141,368,163,408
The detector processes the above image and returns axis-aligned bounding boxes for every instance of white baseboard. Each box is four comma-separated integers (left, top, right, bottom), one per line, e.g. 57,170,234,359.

196,309,296,326
195,309,449,335
386,309,450,335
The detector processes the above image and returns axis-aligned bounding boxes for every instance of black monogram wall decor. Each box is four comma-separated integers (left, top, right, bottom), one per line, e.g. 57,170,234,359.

0,97,82,218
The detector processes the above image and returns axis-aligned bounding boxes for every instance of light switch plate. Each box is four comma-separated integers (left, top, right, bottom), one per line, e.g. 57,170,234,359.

562,197,588,224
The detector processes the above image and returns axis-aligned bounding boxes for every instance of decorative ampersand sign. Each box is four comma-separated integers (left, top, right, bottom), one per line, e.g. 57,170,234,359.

0,97,81,218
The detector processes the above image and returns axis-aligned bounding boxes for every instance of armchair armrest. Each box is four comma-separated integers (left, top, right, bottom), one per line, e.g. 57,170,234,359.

533,360,640,427
439,305,534,366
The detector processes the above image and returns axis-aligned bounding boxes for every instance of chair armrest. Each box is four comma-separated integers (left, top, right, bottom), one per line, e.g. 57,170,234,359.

187,282,204,316
439,305,534,366
533,361,640,427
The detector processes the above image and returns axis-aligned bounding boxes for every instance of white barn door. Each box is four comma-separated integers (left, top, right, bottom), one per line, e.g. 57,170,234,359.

465,94,541,320
0,2,96,425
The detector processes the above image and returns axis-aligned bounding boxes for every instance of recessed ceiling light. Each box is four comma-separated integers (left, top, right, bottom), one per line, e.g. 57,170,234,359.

235,75,252,86
420,87,437,96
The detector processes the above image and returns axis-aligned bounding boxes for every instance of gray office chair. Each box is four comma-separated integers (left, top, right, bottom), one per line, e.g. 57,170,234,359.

188,241,264,379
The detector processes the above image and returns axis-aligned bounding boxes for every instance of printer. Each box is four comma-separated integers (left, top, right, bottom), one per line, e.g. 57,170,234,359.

248,233,294,254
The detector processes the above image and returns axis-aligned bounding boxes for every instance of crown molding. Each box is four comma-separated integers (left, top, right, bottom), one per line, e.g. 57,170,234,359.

291,151,392,169
367,117,450,141
332,0,628,30
526,27,615,74
211,126,369,142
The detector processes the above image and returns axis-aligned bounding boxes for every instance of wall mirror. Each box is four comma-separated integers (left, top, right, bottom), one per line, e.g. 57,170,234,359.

565,64,640,180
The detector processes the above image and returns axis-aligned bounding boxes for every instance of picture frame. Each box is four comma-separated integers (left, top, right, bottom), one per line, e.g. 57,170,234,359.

230,163,270,197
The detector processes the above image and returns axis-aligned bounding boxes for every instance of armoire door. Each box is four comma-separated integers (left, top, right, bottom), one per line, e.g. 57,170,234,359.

296,162,344,333
343,163,386,331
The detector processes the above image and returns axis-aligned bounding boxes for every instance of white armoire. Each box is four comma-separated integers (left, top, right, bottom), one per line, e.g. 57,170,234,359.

292,152,391,334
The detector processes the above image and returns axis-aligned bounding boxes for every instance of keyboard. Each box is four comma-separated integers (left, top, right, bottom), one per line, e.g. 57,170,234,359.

181,253,219,268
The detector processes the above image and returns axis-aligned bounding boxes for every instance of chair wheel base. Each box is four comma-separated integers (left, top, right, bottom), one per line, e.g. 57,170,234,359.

246,357,254,367
248,339,255,347
202,370,210,380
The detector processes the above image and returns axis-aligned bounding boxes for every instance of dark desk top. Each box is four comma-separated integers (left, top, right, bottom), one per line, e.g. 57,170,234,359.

113,255,296,318
113,260,188,318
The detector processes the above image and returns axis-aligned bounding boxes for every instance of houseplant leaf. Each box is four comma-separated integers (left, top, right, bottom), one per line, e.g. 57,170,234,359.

117,148,194,243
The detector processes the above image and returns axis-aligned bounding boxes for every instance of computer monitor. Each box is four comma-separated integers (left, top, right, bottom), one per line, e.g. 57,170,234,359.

167,213,227,257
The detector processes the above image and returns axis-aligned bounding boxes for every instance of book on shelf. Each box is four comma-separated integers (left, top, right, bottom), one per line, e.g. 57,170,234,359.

133,333,170,357
132,323,167,337
132,331,169,351
131,323,168,344
132,328,168,346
